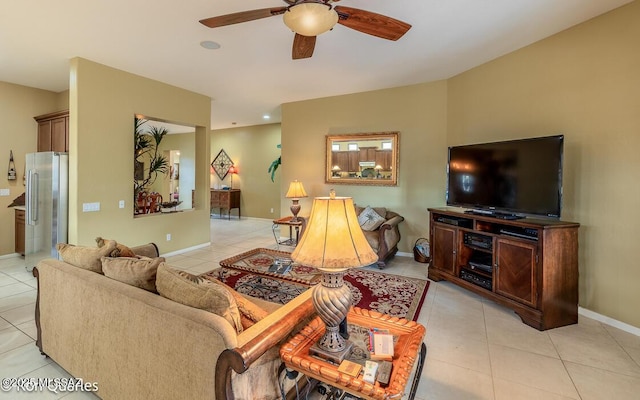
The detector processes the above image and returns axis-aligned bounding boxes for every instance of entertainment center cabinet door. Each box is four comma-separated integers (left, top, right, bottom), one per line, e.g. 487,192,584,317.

431,224,457,275
495,238,537,308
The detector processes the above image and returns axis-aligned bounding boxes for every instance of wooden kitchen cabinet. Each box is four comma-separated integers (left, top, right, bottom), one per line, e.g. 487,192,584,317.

35,110,69,152
359,147,377,162
375,150,393,170
15,208,25,256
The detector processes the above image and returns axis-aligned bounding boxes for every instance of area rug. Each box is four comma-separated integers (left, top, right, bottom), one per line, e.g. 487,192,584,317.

203,268,429,321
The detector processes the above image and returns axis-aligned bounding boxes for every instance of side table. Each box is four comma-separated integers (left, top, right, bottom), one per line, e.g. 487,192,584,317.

272,216,306,248
210,189,241,219
280,307,426,400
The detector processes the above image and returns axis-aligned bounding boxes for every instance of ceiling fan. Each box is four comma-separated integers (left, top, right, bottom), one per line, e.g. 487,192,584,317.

199,0,411,59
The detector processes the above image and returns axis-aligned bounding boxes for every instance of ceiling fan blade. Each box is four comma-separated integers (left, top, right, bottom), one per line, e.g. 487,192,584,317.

292,34,316,60
199,7,287,28
334,6,411,41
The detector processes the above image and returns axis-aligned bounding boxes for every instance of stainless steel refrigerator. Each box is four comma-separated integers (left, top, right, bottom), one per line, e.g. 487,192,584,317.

25,152,69,271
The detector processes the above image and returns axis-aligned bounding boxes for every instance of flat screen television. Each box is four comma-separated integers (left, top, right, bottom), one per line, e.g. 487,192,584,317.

446,135,564,219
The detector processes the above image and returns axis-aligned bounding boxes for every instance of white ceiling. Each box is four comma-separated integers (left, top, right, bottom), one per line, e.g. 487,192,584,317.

0,0,632,130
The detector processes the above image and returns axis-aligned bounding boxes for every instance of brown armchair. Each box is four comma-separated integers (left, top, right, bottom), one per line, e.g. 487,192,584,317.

355,206,404,268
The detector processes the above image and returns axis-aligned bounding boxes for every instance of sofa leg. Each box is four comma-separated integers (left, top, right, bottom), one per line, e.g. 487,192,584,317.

376,261,386,269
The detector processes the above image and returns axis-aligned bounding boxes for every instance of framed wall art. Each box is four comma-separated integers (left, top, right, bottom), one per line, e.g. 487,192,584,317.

211,149,234,180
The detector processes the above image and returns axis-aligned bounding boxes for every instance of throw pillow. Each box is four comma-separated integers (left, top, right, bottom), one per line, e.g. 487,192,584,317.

96,237,136,258
202,275,270,329
56,240,117,274
101,256,165,293
358,206,386,231
155,263,243,333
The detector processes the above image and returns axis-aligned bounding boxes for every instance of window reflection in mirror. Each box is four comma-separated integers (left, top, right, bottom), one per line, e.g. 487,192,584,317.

325,132,399,186
134,115,195,216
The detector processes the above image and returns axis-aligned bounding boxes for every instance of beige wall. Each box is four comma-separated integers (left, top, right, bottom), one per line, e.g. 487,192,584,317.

282,81,449,252
447,2,640,327
211,123,282,219
70,58,211,252
0,81,62,255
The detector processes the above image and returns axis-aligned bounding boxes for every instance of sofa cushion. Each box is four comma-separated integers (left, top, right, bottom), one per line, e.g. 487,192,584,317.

355,205,387,219
56,240,117,274
358,206,386,231
156,264,243,333
202,275,269,329
96,237,136,258
101,256,164,293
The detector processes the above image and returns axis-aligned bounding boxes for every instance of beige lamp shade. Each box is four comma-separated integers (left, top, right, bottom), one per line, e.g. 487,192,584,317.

291,194,377,271
286,180,308,199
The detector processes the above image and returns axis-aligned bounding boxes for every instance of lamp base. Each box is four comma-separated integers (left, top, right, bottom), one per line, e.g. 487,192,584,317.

290,200,301,222
310,339,353,365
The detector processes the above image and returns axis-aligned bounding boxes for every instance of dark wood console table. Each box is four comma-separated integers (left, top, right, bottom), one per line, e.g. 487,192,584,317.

428,207,579,330
210,189,240,219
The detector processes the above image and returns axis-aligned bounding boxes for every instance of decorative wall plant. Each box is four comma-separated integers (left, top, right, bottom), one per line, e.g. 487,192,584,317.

268,144,281,182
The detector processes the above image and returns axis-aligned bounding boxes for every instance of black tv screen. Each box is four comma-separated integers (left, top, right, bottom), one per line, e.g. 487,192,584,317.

446,135,564,218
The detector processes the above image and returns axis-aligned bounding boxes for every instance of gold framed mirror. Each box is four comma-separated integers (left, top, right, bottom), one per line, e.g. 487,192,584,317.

325,132,399,186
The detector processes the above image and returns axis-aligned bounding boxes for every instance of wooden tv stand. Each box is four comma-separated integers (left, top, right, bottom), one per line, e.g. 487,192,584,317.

428,208,579,330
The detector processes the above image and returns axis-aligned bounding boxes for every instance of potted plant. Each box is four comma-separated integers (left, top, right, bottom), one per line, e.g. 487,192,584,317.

134,117,169,213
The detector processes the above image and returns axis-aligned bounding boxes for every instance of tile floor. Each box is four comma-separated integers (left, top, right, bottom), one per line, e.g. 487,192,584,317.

1,217,640,399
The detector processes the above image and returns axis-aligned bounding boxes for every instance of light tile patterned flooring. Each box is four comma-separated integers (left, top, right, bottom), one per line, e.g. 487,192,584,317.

1,217,640,399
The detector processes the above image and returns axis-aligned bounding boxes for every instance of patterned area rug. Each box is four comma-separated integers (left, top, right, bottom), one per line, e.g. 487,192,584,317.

203,268,429,321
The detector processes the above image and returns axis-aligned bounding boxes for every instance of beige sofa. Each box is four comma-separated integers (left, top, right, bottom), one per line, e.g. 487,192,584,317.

33,244,314,400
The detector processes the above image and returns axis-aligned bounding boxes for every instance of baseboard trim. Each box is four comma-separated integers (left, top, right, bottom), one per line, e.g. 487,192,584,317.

210,214,274,222
579,306,640,337
160,242,211,258
0,253,20,260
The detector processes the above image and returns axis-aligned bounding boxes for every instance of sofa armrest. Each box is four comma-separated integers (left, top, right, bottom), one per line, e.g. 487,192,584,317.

131,243,159,258
215,290,314,400
381,215,404,230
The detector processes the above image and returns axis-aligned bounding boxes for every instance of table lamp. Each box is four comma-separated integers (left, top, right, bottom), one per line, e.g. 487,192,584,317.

291,190,378,363
228,165,237,189
285,180,308,222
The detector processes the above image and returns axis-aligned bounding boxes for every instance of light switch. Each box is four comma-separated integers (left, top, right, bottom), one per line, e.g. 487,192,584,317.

119,200,125,209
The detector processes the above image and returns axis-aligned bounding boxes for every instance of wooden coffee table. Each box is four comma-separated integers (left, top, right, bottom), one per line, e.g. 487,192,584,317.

218,248,321,286
280,307,426,400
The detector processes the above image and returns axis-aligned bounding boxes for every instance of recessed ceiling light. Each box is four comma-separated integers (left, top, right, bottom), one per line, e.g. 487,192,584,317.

263,114,270,120
200,40,221,50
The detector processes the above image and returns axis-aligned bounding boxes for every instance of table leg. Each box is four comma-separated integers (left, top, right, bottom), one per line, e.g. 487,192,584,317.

272,223,280,249
407,342,427,400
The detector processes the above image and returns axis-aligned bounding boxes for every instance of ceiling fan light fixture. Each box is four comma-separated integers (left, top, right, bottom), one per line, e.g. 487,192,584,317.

283,3,338,37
